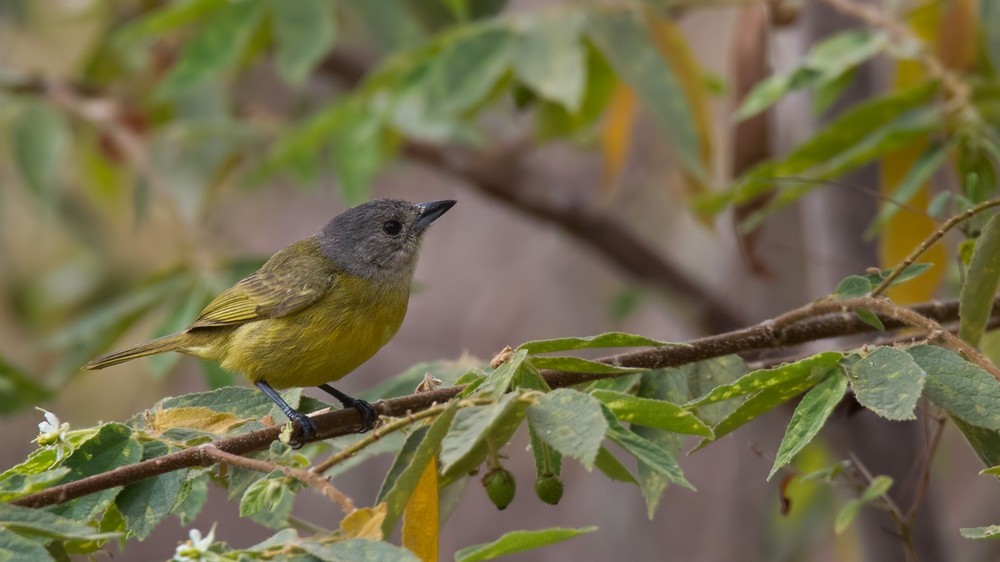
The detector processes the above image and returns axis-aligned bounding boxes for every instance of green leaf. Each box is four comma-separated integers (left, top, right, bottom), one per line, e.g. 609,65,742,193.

722,82,940,221
960,213,1000,347
425,24,514,117
115,452,188,539
47,424,142,522
377,401,458,536
835,498,862,534
518,331,676,354
687,352,843,408
735,29,886,120
909,345,1000,430
952,415,1000,467
0,502,117,542
0,356,52,414
0,467,70,503
270,0,335,85
866,140,954,238
528,356,644,375
344,0,427,52
11,102,69,200
513,13,585,111
299,538,420,562
961,526,1000,540
455,526,598,562
0,531,52,561
834,275,872,298
115,0,229,43
586,9,702,177
847,347,925,420
984,0,1000,75
157,0,264,97
861,475,893,501
478,349,528,398
590,389,712,437
661,356,747,425
863,263,933,288
331,108,389,204
158,386,293,420
440,393,530,482
768,373,848,480
603,406,693,491
593,447,636,484
526,389,607,470
172,472,208,525
239,472,294,529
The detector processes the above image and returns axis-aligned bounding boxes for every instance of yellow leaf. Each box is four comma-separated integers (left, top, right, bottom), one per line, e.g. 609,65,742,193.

341,504,387,540
402,457,439,562
600,81,637,200
643,9,714,200
147,407,247,435
938,0,977,71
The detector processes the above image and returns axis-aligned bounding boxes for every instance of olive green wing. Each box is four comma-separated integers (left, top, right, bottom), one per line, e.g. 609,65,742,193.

189,245,336,328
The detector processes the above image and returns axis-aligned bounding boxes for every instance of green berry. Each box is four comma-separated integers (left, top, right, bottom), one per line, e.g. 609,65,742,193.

483,468,516,510
535,474,564,505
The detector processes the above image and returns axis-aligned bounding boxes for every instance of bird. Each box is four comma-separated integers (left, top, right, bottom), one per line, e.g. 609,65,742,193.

83,198,456,444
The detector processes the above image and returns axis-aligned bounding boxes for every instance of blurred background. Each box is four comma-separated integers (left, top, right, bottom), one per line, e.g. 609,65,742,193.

2,0,1000,560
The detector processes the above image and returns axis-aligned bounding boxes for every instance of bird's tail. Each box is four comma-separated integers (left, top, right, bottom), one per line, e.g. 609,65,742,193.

82,333,187,370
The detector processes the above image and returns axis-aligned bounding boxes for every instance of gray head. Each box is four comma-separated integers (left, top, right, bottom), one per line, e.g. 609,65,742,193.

317,199,455,281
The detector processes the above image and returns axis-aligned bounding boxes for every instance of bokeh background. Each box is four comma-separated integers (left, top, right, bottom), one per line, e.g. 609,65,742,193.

2,1,1000,561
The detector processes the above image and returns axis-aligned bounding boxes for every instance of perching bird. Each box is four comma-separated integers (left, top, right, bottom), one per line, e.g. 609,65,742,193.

84,198,456,443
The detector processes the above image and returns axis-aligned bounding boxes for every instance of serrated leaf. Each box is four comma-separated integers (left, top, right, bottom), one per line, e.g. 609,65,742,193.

603,406,692,491
239,472,293,529
591,389,712,437
961,526,1000,540
768,372,848,480
847,347,925,420
586,9,702,177
960,213,1000,347
478,349,528,398
0,502,118,542
0,531,52,561
299,538,420,562
909,345,1000,430
172,473,208,525
455,526,598,562
270,0,335,85
116,466,187,539
526,389,607,470
518,332,676,354
378,402,457,537
157,0,264,97
687,352,843,408
47,424,142,522
513,13,585,110
440,393,530,482
0,467,70,502
11,102,69,200
528,356,644,375
662,356,747,425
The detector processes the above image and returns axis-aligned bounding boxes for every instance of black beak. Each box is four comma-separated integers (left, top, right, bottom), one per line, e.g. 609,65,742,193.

414,199,456,231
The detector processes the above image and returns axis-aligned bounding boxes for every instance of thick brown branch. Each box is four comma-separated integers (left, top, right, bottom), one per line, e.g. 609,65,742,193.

11,296,995,510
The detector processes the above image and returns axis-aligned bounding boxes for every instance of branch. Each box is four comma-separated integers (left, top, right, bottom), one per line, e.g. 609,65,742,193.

12,296,997,509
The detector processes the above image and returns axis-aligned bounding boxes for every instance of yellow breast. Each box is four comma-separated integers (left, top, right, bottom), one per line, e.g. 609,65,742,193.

217,276,409,389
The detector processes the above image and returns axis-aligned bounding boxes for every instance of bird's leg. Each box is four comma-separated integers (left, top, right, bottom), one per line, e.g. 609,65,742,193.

317,384,379,433
255,381,316,448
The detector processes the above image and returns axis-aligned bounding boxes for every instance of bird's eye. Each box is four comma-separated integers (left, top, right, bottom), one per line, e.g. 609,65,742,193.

382,220,402,236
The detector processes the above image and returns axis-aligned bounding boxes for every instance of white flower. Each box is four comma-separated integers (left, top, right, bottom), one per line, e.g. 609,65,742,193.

172,525,219,562
33,408,71,461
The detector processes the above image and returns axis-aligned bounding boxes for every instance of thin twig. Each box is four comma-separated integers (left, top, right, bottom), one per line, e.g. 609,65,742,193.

198,444,355,514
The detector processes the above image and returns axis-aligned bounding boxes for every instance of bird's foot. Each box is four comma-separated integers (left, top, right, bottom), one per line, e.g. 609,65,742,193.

340,395,378,433
285,409,317,449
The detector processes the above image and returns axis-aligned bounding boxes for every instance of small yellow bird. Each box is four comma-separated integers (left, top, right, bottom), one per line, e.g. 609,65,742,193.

84,199,455,442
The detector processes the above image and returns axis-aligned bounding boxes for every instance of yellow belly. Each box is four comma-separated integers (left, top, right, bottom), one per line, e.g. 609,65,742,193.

208,277,409,389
